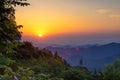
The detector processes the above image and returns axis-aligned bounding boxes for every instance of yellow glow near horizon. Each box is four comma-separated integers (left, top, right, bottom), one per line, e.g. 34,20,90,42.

38,34,43,37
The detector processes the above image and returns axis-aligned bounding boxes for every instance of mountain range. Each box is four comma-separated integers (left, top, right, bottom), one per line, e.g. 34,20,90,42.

36,42,120,71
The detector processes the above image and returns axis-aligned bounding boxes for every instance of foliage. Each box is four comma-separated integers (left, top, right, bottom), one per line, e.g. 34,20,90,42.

0,0,29,54
0,65,34,80
0,0,33,80
61,67,93,80
100,59,120,80
14,41,69,77
0,55,34,80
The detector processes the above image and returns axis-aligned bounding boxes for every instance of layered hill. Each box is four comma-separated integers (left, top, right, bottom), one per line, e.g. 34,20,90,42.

46,43,120,70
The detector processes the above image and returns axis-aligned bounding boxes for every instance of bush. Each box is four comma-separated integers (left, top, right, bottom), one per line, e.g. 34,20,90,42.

61,67,92,80
101,59,120,80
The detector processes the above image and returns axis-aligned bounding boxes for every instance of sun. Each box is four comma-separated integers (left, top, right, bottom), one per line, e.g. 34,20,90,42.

38,34,43,37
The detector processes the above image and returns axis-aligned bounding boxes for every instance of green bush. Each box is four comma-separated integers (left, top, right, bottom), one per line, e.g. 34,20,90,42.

61,67,92,80
101,59,120,80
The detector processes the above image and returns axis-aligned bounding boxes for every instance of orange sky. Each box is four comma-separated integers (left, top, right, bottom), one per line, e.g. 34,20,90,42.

15,0,120,45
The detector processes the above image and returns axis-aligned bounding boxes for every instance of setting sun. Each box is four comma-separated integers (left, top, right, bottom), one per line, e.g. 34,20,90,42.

38,34,43,37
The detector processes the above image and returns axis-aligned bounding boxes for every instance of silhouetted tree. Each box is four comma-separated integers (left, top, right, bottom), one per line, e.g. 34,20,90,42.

54,51,59,59
92,69,100,80
80,59,83,66
0,0,29,54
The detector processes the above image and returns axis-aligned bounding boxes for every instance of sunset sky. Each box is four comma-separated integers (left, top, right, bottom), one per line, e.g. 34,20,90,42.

16,0,120,45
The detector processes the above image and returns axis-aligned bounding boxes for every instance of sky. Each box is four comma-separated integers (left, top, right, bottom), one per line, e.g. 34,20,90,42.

15,0,120,45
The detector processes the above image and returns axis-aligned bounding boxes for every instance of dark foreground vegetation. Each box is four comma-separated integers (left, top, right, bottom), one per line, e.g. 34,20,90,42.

0,0,120,80
1,41,120,80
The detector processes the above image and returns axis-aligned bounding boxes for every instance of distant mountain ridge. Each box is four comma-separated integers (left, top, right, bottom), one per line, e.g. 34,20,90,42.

37,42,120,71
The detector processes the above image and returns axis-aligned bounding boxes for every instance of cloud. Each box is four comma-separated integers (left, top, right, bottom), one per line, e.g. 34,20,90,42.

109,14,120,18
96,9,120,19
96,9,111,14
